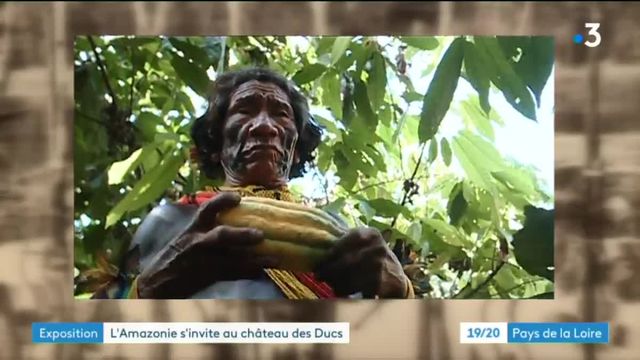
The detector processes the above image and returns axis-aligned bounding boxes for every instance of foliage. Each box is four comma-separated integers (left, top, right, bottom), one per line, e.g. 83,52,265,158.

74,35,555,299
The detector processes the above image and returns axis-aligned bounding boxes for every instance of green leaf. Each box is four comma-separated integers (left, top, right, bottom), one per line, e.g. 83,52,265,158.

462,181,477,203
106,149,185,228
367,198,411,219
201,37,225,69
378,105,393,127
331,37,351,65
154,132,181,142
527,292,554,299
513,206,554,281
407,221,423,244
169,38,211,67
392,112,409,144
493,266,520,293
107,148,143,185
441,138,452,166
358,200,375,223
471,236,499,272
314,114,340,137
320,70,342,120
367,52,387,111
353,41,374,75
142,38,162,55
491,168,536,196
170,55,209,96
340,141,378,178
324,197,346,215
428,138,438,163
316,37,335,56
474,37,536,121
136,112,162,142
369,219,407,243
427,253,453,273
361,144,386,173
423,218,467,248
403,91,423,103
341,81,355,125
498,36,554,107
176,91,196,115
334,150,357,191
497,36,522,60
451,130,505,193
132,49,148,75
419,38,464,143
316,142,332,173
460,98,494,141
400,36,439,50
292,63,327,85
463,41,491,114
353,79,377,129
489,107,505,126
447,181,468,225
521,37,553,107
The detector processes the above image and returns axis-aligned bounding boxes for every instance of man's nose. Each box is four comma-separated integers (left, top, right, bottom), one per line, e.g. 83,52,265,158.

248,112,278,138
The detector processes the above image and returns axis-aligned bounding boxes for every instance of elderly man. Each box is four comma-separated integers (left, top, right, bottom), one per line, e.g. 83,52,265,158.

97,67,413,299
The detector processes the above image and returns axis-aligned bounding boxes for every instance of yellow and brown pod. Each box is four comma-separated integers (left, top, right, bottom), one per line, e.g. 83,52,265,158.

217,197,347,271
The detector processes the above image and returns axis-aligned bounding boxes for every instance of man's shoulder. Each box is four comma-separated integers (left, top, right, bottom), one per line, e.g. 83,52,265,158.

145,202,197,222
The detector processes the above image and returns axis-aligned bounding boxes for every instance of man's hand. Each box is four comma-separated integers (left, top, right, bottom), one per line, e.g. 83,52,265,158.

314,227,410,298
136,192,278,298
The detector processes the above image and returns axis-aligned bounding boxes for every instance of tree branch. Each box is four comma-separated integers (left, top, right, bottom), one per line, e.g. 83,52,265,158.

388,82,409,179
351,174,428,195
455,260,505,299
311,166,330,206
496,279,547,298
451,277,472,299
128,46,135,115
390,141,427,229
87,36,117,108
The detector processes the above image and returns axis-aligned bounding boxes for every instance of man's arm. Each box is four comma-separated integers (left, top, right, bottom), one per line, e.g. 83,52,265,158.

91,203,197,299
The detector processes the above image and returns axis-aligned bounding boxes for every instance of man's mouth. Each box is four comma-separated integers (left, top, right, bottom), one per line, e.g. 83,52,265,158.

242,143,284,157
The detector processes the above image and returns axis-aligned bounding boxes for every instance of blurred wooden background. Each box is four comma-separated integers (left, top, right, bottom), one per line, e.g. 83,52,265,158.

0,2,639,359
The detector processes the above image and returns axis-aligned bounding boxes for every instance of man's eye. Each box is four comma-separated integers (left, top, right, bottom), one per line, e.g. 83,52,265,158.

237,108,250,114
278,111,290,117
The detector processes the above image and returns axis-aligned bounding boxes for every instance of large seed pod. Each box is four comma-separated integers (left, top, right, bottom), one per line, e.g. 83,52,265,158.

217,197,347,271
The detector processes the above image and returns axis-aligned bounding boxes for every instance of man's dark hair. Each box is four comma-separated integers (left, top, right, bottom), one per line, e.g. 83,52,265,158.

191,67,321,179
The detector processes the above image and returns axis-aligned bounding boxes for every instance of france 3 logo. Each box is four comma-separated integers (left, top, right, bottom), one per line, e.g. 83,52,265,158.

573,23,601,48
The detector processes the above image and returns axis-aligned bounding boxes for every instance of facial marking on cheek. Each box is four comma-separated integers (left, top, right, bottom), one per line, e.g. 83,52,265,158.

231,138,246,169
279,130,298,176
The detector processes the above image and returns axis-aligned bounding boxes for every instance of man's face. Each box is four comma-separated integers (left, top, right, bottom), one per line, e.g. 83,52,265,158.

220,80,299,187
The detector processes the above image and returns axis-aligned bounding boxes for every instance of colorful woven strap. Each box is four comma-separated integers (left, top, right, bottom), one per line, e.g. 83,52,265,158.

127,276,140,299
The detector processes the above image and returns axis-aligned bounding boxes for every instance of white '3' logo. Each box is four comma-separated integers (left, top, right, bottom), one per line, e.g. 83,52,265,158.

584,23,601,48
